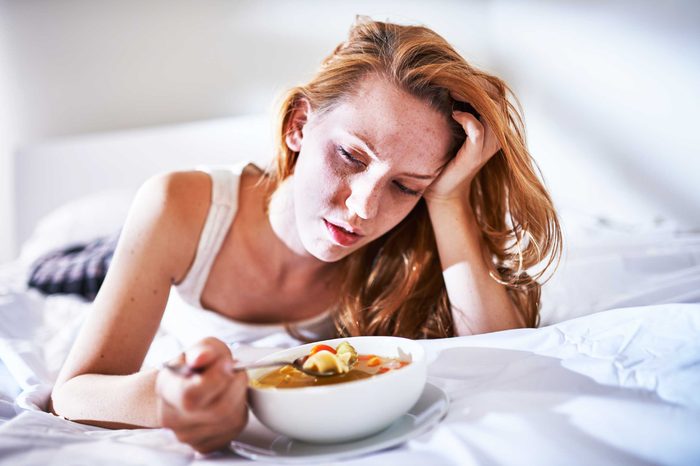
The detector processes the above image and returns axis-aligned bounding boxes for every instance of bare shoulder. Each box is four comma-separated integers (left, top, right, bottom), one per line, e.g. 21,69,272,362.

138,170,212,223
131,170,213,281
52,170,215,387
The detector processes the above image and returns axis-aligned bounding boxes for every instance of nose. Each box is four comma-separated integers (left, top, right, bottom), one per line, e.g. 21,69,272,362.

345,175,382,220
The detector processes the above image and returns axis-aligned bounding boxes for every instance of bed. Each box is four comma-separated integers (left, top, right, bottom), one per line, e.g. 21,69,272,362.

1,115,699,465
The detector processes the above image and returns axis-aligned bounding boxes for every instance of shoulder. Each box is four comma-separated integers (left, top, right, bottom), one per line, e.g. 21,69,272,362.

137,170,211,217
128,170,213,281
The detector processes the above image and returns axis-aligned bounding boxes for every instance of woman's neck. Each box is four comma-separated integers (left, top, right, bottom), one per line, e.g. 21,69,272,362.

254,176,337,287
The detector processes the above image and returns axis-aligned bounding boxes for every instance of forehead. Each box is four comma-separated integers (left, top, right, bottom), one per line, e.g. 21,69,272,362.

318,75,453,170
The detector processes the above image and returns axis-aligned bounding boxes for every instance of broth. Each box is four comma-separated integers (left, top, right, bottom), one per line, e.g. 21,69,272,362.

252,354,409,389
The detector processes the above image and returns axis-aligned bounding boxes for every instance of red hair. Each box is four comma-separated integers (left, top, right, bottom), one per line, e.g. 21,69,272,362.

271,17,561,337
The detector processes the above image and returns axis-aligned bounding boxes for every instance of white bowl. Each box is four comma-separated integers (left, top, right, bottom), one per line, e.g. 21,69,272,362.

246,336,427,444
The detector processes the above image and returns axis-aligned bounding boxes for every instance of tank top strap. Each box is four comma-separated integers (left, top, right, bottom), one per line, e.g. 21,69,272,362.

176,162,249,308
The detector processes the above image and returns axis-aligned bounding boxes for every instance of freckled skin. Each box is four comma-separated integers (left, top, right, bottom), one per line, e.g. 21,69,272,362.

49,67,522,453
282,75,453,263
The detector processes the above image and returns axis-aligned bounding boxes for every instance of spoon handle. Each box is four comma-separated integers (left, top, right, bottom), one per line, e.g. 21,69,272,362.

162,360,290,377
230,360,290,372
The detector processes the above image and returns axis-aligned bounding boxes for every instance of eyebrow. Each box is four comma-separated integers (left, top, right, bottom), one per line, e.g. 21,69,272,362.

347,130,438,180
403,171,438,180
348,130,381,159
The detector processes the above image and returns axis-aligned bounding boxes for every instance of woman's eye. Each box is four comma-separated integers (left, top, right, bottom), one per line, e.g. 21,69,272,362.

393,181,420,196
337,146,365,167
336,146,419,196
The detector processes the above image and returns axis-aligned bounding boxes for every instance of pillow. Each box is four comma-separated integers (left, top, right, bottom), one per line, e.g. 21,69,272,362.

19,188,134,268
27,233,119,301
538,208,700,325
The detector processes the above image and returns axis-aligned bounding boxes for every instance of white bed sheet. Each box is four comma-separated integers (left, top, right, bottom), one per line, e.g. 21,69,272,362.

0,268,698,466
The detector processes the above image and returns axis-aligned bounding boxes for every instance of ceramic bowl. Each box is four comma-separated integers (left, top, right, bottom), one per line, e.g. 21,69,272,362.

246,336,427,443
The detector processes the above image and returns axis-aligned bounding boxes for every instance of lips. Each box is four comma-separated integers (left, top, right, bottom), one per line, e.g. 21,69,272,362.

324,219,363,247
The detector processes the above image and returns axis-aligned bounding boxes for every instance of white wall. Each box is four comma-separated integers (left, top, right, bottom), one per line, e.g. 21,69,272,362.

0,3,17,262
2,0,699,260
487,1,700,229
0,0,490,259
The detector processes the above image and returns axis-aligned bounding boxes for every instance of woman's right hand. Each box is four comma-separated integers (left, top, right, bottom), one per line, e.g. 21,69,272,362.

155,337,248,454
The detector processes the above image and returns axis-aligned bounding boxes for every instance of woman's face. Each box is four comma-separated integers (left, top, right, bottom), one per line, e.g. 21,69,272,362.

290,75,453,262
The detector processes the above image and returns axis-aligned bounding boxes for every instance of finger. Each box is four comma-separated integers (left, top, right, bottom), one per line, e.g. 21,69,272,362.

454,111,501,159
158,361,230,413
202,370,248,427
482,122,501,157
452,110,484,139
186,337,232,369
184,412,247,454
452,111,484,147
159,398,204,431
167,371,248,450
167,352,186,367
470,112,500,156
158,390,219,431
168,386,247,436
171,421,216,443
192,433,236,455
211,369,248,408
157,362,189,407
182,358,234,410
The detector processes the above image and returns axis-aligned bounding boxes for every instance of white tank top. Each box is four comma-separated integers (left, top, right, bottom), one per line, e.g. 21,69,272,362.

158,162,334,349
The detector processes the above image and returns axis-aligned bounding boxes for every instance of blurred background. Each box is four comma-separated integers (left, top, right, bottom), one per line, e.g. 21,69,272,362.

0,0,699,263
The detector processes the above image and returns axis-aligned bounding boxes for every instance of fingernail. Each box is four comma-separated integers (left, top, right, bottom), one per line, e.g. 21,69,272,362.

223,360,235,373
185,348,208,367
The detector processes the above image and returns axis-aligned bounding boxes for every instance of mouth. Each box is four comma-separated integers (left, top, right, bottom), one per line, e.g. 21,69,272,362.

323,219,363,247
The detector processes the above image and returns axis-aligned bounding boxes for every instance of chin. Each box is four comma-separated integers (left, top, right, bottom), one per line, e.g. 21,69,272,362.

308,246,350,263
303,238,355,263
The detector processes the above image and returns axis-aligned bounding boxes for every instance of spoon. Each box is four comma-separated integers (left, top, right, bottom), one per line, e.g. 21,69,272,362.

162,356,336,378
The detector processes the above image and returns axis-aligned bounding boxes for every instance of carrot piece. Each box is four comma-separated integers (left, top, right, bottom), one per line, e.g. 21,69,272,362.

378,367,390,374
367,356,382,367
358,354,375,361
309,344,336,355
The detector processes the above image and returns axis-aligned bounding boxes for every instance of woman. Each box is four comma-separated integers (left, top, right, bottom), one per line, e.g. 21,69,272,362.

49,18,561,453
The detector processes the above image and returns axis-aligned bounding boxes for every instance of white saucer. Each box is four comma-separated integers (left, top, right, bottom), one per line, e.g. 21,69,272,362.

230,382,449,464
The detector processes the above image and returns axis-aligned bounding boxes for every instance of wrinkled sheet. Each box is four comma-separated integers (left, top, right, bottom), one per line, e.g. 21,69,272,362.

0,276,699,465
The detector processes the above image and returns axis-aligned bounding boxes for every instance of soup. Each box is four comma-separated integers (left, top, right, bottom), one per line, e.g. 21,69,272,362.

251,342,410,389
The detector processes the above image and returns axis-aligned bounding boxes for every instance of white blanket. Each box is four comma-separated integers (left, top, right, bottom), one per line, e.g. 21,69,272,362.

0,276,698,465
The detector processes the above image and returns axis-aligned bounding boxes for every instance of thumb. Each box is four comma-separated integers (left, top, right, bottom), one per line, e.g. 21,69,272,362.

185,345,218,370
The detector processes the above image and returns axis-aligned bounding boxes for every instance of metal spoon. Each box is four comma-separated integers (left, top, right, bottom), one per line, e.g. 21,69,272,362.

162,356,336,378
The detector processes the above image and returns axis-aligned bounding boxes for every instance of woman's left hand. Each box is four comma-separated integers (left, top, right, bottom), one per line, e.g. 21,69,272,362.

424,101,501,204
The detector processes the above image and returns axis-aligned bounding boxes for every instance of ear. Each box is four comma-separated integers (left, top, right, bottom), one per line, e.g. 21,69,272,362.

285,98,312,152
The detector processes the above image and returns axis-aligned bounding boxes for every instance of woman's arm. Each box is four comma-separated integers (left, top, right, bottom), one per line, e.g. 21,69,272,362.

50,371,160,428
50,171,209,426
51,171,249,453
426,196,523,336
425,107,524,336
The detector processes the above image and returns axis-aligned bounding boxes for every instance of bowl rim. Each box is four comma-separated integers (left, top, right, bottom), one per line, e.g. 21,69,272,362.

247,336,426,394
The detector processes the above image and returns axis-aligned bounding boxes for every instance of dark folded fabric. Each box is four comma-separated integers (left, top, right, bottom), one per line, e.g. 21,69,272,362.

27,231,120,301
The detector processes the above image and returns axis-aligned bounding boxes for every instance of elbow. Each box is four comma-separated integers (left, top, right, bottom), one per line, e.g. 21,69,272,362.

451,301,527,337
49,377,79,419
48,382,67,417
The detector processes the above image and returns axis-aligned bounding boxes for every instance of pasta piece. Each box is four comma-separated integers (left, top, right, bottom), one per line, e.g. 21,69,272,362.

336,341,358,367
303,349,351,374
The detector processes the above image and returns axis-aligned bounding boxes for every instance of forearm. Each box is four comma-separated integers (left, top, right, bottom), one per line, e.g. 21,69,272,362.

426,197,523,335
50,370,160,429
